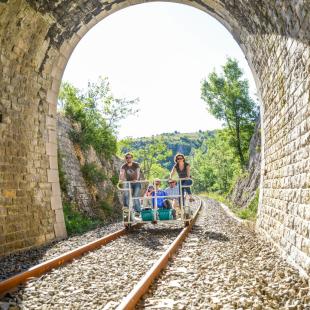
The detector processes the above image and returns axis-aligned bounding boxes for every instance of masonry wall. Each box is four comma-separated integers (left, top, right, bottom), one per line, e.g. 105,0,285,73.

0,0,309,274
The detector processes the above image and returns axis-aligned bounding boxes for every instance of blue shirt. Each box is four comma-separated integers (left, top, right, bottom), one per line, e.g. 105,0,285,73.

151,190,167,208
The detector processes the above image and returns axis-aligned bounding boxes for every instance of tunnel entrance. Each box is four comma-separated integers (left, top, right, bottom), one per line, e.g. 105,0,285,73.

0,1,309,275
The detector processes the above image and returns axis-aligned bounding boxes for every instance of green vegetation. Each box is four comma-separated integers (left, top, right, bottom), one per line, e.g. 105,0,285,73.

201,58,258,170
63,203,102,235
118,58,259,220
118,131,213,173
119,136,173,179
59,76,139,158
236,189,259,220
58,76,139,233
81,163,106,185
110,173,119,186
201,189,259,220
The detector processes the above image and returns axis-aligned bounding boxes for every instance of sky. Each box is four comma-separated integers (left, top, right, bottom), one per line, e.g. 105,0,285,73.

62,2,257,139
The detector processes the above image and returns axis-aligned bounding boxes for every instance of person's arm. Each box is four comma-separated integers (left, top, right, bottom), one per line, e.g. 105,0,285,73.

170,166,176,179
186,164,191,178
136,167,141,180
119,168,126,181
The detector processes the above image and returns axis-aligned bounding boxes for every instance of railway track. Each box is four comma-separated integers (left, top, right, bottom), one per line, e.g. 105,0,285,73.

0,198,202,309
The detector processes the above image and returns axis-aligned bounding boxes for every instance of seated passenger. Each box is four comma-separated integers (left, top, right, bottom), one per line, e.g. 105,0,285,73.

143,184,154,209
165,178,180,209
153,178,176,219
151,178,167,209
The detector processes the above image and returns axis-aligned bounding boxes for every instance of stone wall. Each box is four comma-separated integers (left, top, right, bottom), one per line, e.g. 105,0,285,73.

0,1,309,274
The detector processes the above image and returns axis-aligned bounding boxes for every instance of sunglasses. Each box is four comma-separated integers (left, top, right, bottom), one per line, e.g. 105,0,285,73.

169,181,176,184
176,157,184,160
126,156,132,159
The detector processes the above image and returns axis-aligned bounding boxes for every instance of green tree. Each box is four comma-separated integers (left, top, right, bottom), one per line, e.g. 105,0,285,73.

85,77,139,132
191,129,241,193
58,77,139,158
201,58,258,169
119,137,171,180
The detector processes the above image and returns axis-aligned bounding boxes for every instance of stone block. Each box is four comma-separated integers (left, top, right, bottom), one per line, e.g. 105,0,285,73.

48,129,57,144
55,209,65,223
46,116,56,130
49,156,58,170
51,194,62,210
52,182,61,197
47,169,59,183
3,190,16,198
54,222,67,239
46,142,57,156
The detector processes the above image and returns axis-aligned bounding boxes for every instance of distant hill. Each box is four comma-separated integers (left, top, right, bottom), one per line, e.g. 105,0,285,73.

119,130,215,170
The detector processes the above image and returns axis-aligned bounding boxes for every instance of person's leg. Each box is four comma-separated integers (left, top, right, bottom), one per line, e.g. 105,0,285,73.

123,182,129,207
132,182,141,212
183,179,194,202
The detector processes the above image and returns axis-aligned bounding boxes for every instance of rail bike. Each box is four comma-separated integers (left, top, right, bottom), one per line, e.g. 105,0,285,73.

117,178,196,228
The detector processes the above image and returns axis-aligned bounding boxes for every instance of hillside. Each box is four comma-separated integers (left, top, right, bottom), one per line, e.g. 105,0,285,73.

119,130,215,170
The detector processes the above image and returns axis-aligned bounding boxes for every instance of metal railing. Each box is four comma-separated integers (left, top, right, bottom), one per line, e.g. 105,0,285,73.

117,178,194,224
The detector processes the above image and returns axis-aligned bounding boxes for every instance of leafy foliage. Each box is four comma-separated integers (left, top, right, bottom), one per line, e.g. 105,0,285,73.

191,129,241,193
237,189,259,220
119,136,172,180
118,131,213,173
63,203,102,235
201,58,258,169
81,163,107,185
58,77,139,158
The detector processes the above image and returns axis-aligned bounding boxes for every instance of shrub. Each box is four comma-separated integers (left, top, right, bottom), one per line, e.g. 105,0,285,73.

81,163,107,185
63,203,102,235
236,189,259,220
110,173,119,186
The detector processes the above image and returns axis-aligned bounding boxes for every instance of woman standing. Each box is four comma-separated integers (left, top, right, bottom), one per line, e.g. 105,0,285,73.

170,153,194,203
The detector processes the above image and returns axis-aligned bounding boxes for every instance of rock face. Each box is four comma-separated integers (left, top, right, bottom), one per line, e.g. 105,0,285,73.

229,119,261,209
57,114,122,220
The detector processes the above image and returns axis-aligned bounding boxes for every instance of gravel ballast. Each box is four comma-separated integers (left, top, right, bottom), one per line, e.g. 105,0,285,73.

1,198,309,309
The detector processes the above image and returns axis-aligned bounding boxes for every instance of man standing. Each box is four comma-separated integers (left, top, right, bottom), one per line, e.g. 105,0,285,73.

119,153,141,213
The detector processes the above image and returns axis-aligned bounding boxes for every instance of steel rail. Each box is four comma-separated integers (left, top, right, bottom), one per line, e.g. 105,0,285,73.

0,225,141,295
116,197,203,310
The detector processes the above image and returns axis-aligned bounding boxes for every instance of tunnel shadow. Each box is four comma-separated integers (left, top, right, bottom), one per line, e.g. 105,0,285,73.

126,227,182,250
0,241,62,282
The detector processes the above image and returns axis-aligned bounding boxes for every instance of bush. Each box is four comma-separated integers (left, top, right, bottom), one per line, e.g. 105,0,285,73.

63,203,102,235
110,173,119,186
81,163,107,185
237,189,259,220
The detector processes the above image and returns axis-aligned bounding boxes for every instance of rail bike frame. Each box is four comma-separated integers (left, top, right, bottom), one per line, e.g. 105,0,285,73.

117,178,194,227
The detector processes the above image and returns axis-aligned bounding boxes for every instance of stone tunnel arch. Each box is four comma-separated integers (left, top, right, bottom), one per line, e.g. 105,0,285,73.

0,1,309,275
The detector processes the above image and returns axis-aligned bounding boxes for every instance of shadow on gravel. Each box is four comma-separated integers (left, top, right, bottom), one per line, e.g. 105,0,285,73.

203,231,230,242
126,228,182,250
0,242,60,282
